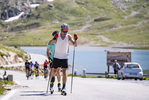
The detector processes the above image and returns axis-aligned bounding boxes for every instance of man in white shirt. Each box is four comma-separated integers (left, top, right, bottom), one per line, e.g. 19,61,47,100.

48,23,78,95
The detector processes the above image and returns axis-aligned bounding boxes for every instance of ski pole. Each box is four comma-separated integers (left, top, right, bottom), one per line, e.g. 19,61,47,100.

70,41,76,93
46,69,51,94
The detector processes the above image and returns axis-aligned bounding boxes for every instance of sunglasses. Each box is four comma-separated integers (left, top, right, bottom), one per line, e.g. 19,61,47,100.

63,31,68,33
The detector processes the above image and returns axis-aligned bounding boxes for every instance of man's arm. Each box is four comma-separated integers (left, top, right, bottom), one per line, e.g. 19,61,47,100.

29,64,31,69
117,63,120,69
47,48,50,58
48,39,56,45
48,33,58,45
68,34,77,47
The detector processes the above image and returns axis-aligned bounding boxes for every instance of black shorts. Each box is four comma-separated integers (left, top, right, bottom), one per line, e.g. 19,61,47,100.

44,65,48,68
44,65,48,70
50,63,53,68
52,58,68,69
35,67,39,70
26,67,30,71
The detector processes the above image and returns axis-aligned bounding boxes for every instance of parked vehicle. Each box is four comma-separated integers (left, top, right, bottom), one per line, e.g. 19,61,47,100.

117,62,143,80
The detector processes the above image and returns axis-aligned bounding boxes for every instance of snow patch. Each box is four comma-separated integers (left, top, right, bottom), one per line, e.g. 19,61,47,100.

47,0,54,2
30,4,40,8
5,12,24,22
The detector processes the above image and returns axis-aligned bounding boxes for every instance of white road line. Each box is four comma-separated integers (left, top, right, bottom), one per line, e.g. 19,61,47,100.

1,89,17,100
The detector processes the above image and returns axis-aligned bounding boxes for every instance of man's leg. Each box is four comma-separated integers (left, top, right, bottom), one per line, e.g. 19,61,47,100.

57,67,61,91
26,68,30,77
44,67,47,77
114,69,116,74
50,68,56,86
49,63,54,82
44,67,45,74
25,69,27,77
116,69,118,74
37,68,39,75
49,61,55,85
50,68,57,92
62,68,67,91
25,67,27,75
29,68,31,76
35,69,37,75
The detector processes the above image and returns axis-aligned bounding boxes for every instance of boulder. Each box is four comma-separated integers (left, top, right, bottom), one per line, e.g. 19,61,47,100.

48,4,54,10
0,56,7,65
94,17,111,22
8,9,14,18
0,76,2,80
14,7,21,15
26,12,33,18
48,4,54,8
1,10,8,20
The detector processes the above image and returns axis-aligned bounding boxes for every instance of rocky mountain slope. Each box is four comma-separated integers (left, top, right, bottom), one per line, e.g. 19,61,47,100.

0,0,149,49
0,0,48,20
0,45,30,66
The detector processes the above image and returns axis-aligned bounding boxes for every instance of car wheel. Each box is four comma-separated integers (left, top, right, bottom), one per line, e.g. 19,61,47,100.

117,74,120,80
121,74,125,80
135,78,137,80
140,78,143,81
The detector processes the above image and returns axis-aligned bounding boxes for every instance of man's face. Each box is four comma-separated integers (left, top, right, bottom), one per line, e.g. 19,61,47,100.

61,29,68,35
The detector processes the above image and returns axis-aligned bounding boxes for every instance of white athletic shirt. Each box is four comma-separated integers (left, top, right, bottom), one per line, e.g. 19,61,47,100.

54,33,70,59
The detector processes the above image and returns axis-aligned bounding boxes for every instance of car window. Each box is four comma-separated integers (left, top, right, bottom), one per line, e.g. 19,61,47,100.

127,64,139,68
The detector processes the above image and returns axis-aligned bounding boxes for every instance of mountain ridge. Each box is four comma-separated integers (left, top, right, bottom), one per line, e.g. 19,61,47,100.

0,0,149,49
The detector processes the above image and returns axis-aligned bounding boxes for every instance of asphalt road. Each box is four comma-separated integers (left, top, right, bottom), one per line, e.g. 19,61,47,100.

0,70,149,100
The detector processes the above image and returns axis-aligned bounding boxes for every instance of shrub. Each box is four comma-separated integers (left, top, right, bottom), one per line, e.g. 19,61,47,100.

0,80,5,95
0,66,4,69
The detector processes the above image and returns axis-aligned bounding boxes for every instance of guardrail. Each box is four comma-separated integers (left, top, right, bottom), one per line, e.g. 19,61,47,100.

143,74,149,77
85,72,149,78
76,69,149,78
86,72,109,78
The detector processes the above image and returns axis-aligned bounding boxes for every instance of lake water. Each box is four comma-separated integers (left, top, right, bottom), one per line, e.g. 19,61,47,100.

21,46,149,75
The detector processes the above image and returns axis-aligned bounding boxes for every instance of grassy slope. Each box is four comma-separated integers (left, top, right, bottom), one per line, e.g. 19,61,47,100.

101,0,149,47
0,44,28,60
0,0,149,48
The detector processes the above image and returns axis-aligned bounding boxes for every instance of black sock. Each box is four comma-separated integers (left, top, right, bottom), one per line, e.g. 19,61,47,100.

62,83,66,90
50,83,53,88
50,76,55,88
58,83,61,88
51,76,55,82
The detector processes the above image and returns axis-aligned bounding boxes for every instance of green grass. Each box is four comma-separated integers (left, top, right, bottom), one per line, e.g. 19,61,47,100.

0,80,16,95
67,74,105,78
3,80,15,85
0,0,149,48
118,46,149,50
0,80,5,95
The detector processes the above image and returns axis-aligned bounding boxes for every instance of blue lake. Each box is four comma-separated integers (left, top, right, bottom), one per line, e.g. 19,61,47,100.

21,46,149,75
